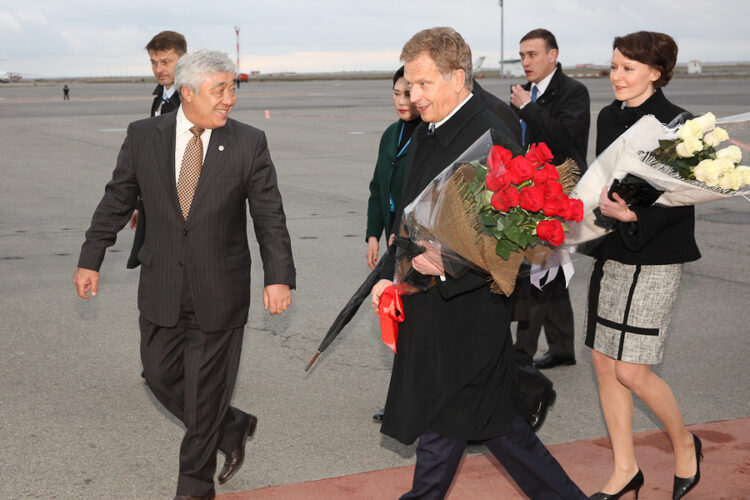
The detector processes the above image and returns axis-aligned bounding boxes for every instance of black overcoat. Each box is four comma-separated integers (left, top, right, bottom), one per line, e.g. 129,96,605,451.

380,95,527,445
513,63,590,171
589,88,701,265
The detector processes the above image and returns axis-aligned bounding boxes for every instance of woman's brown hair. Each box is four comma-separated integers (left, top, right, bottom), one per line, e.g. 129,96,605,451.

613,31,678,88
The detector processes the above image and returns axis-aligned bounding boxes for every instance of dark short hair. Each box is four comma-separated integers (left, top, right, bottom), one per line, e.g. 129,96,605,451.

613,31,677,88
145,31,187,56
520,29,558,52
401,27,473,91
392,66,405,87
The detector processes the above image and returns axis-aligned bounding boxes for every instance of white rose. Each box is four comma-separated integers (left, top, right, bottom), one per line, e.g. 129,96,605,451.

717,170,743,191
715,145,742,164
675,136,704,158
735,165,750,187
693,159,719,186
703,127,729,148
692,112,716,133
677,120,703,141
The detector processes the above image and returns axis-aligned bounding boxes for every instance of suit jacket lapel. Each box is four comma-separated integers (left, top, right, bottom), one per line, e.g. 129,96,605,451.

155,114,181,217
188,120,233,221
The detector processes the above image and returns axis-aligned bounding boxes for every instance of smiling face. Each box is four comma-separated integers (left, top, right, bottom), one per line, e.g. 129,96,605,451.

519,38,557,84
404,52,467,124
181,71,236,129
149,48,181,89
610,48,661,107
392,76,419,121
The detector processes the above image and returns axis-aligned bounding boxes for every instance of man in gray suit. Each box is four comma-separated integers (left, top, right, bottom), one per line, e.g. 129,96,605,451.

74,50,295,500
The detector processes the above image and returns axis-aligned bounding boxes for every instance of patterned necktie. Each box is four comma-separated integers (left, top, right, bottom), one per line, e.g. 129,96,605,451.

177,126,205,220
520,85,539,145
427,123,436,136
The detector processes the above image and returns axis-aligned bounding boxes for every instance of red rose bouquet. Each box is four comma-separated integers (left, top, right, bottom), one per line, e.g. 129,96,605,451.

469,142,582,259
397,129,581,295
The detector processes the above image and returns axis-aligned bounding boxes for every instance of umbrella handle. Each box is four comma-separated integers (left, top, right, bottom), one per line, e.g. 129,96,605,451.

305,351,321,372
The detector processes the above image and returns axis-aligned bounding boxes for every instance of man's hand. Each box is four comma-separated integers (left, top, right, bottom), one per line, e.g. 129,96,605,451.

371,279,393,312
411,241,445,276
129,209,139,230
510,85,532,109
366,236,379,270
263,284,291,315
74,268,100,299
599,187,638,222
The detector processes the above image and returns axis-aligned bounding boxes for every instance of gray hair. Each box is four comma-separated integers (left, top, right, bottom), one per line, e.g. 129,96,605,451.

174,49,236,94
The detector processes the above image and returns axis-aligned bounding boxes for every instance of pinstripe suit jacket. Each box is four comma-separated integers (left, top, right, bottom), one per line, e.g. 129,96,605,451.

78,112,296,332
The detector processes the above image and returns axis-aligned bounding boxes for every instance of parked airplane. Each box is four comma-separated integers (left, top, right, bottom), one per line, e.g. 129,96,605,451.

0,71,23,83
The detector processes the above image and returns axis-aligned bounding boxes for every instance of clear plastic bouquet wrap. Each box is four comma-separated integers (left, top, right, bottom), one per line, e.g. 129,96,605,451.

394,129,582,296
567,112,750,246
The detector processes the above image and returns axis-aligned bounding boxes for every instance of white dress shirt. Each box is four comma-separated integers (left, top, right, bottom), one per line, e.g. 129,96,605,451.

174,105,212,184
433,92,474,129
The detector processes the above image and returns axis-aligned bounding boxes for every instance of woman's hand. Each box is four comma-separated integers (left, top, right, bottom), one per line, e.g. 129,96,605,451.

371,279,393,312
411,241,445,276
366,237,379,270
599,187,638,223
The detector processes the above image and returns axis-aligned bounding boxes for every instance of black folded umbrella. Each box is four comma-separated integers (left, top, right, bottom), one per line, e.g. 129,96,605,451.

305,251,395,372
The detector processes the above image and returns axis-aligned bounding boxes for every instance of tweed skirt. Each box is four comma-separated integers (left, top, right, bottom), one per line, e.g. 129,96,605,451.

585,259,682,365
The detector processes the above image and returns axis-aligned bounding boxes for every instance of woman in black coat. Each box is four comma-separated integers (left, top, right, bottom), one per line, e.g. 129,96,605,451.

365,66,421,269
587,32,702,500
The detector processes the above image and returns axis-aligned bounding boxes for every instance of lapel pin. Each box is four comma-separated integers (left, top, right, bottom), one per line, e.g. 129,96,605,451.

218,145,225,151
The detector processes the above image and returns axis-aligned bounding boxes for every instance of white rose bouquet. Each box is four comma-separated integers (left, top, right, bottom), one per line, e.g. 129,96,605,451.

567,111,750,245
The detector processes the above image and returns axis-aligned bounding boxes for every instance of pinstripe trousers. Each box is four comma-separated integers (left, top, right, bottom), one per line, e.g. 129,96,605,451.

140,271,250,496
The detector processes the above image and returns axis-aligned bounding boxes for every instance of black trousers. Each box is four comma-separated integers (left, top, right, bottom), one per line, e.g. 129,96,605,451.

400,412,586,500
514,272,575,365
139,276,250,496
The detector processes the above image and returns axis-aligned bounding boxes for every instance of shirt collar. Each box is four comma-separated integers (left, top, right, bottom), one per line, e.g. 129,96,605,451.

532,67,557,98
433,92,474,129
163,85,176,100
176,105,196,136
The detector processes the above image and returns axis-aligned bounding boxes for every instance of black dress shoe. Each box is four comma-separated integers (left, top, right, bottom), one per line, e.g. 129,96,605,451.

372,408,385,423
530,389,556,432
589,469,644,500
673,433,702,499
217,414,258,485
533,352,576,369
173,493,215,500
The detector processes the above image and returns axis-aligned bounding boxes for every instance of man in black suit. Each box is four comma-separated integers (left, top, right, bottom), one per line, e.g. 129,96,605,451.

128,31,188,263
510,28,590,370
148,30,186,117
371,28,585,500
74,49,295,500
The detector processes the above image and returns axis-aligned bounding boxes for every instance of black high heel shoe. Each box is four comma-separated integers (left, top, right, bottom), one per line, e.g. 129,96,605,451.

673,433,703,499
589,469,644,500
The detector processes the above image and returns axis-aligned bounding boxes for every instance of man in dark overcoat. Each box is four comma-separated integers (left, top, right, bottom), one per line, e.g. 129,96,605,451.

74,50,295,500
510,28,591,370
371,27,586,500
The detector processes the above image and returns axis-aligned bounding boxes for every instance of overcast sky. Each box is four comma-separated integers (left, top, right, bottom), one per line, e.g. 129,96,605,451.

2,0,749,77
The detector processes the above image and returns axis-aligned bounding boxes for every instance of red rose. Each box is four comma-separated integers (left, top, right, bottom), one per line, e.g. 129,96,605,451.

542,193,568,217
507,155,535,184
567,198,584,222
543,180,564,198
536,219,565,246
487,145,512,174
532,162,559,184
491,186,520,212
485,170,511,192
519,185,544,212
526,142,554,165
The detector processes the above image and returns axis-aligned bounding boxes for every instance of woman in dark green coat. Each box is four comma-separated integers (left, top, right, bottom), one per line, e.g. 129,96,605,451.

365,66,421,269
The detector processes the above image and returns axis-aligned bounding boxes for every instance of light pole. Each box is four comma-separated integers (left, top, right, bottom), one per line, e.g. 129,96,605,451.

498,0,504,79
234,26,240,73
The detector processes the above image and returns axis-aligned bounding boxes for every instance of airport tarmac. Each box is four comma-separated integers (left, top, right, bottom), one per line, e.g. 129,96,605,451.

1,77,748,499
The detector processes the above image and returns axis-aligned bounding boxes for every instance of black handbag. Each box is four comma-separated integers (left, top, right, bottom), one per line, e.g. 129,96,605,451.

594,174,664,230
